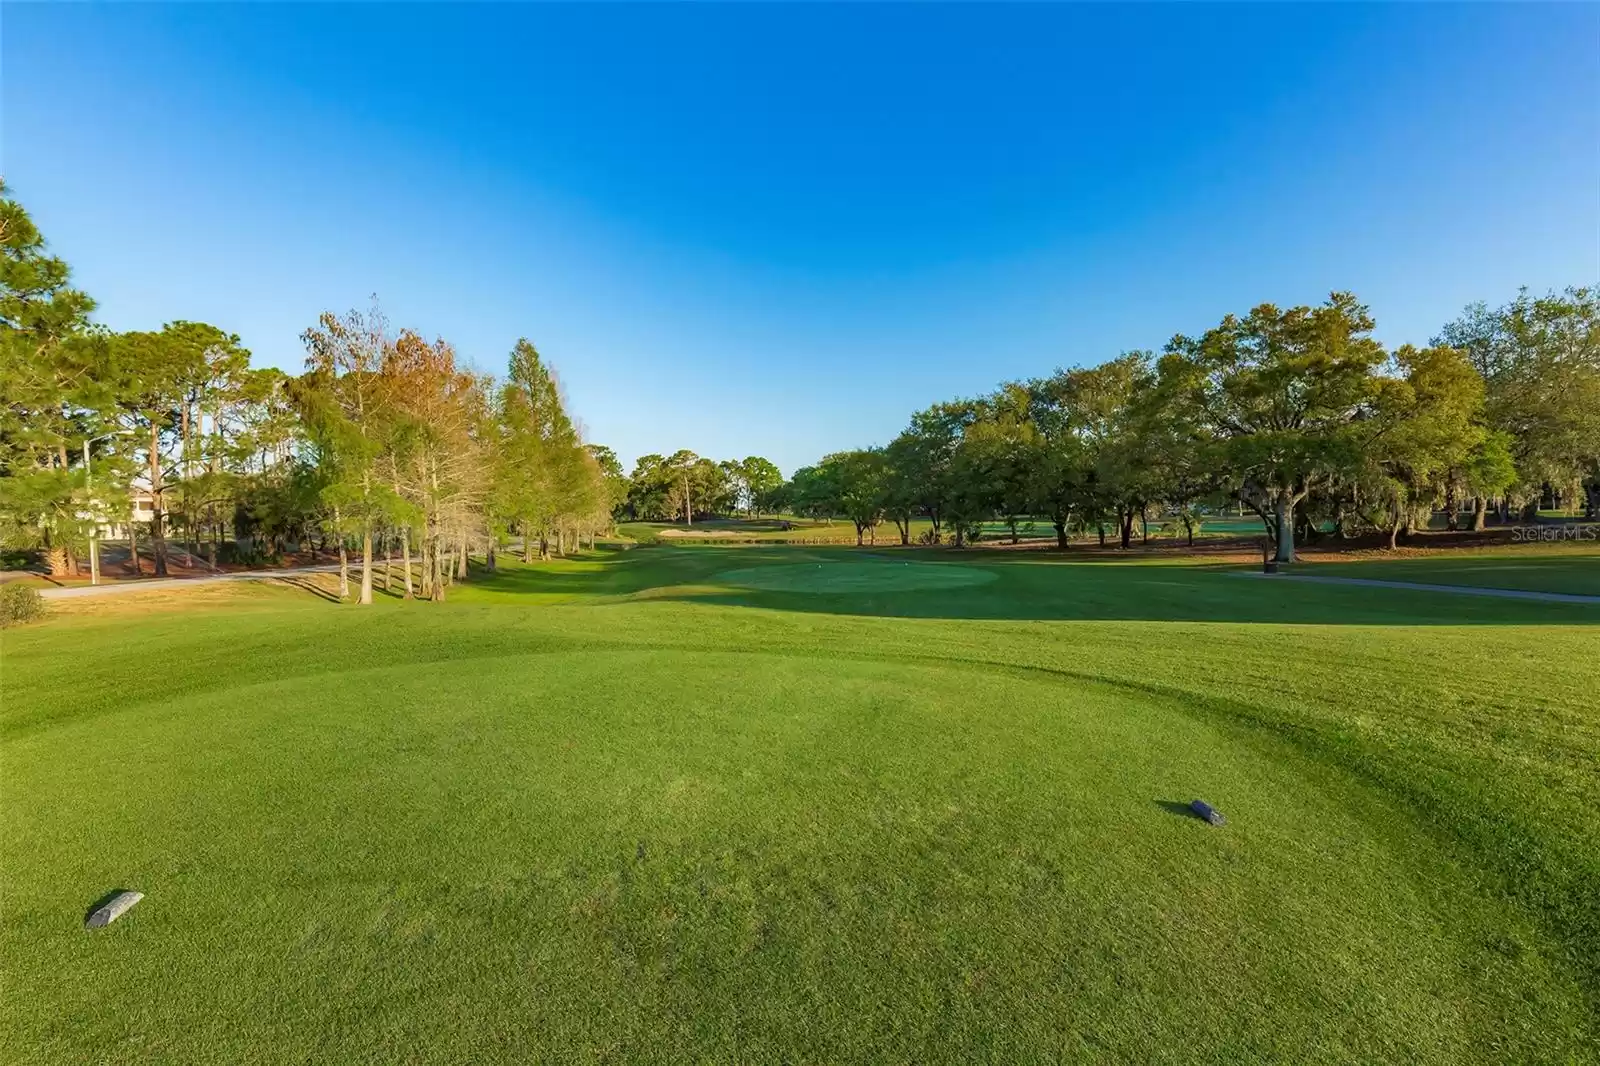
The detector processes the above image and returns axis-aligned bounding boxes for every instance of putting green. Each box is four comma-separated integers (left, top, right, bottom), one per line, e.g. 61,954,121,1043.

716,559,997,593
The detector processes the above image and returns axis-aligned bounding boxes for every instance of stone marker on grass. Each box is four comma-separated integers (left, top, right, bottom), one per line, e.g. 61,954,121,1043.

85,890,144,929
1191,800,1226,826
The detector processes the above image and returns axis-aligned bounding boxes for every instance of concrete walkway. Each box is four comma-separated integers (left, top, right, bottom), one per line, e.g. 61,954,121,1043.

37,565,341,600
1237,571,1600,605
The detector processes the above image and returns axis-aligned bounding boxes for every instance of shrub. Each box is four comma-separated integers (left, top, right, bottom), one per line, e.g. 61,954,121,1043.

0,583,46,627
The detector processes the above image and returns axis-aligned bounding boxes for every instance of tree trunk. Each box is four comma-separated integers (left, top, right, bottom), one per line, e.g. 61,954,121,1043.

338,535,350,601
181,403,197,566
896,518,910,546
385,536,394,592
45,538,70,578
1274,491,1295,564
431,535,446,602
359,527,374,605
401,529,414,599
149,424,169,577
522,519,534,563
457,531,468,579
1119,510,1133,550
856,526,864,547
1096,523,1106,548
1054,520,1069,549
130,521,142,576
420,538,432,598
1471,496,1487,531
487,541,497,573
1183,516,1195,547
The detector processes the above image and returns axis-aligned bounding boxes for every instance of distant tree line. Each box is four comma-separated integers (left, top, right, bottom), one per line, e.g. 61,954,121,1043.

623,452,783,523
777,290,1599,559
1,181,624,598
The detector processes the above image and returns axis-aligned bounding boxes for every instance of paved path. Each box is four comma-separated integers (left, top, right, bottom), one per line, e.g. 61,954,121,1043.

1237,571,1600,605
37,565,340,600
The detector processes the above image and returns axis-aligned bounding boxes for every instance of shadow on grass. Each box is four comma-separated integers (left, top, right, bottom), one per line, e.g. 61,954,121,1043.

271,576,343,603
1155,800,1211,822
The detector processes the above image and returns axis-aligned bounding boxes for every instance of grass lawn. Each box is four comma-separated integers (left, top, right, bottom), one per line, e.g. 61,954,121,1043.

1302,543,1600,596
3,545,1598,1063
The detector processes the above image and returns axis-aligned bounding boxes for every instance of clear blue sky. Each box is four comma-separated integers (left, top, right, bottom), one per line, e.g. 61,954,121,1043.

5,4,1596,475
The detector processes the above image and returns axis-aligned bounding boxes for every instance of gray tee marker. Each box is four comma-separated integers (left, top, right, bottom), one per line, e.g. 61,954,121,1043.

1190,800,1226,826
85,890,144,929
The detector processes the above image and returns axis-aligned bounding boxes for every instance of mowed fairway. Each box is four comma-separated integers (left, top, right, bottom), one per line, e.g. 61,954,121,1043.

3,546,1598,1063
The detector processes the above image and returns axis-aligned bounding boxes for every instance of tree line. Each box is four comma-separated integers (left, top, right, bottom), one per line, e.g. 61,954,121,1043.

776,289,1599,560
1,181,623,600
623,452,783,523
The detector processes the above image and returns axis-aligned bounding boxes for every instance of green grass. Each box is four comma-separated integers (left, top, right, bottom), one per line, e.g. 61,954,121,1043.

1306,544,1600,596
3,545,1598,1063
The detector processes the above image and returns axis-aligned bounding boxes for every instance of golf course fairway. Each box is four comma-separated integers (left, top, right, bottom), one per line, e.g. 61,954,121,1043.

3,544,1597,1063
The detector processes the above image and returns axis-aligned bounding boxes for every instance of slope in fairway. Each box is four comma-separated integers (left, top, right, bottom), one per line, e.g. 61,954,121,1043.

3,547,1597,1064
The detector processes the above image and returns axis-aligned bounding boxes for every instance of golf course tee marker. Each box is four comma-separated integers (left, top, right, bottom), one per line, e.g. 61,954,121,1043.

85,890,144,929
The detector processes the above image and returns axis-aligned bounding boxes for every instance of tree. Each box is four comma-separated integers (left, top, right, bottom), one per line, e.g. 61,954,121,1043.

298,303,401,603
1022,376,1092,549
0,180,103,574
1439,287,1600,519
499,338,580,561
111,323,248,576
956,385,1042,544
626,453,672,521
885,402,972,544
1167,293,1386,562
586,444,628,528
386,330,487,599
819,449,889,545
739,456,783,515
662,450,699,524
1354,345,1491,549
1144,354,1224,547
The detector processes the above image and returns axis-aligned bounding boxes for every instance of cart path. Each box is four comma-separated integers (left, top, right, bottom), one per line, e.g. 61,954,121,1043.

37,565,341,600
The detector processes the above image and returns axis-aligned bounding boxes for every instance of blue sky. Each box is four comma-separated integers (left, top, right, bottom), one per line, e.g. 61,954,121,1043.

5,4,1596,475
